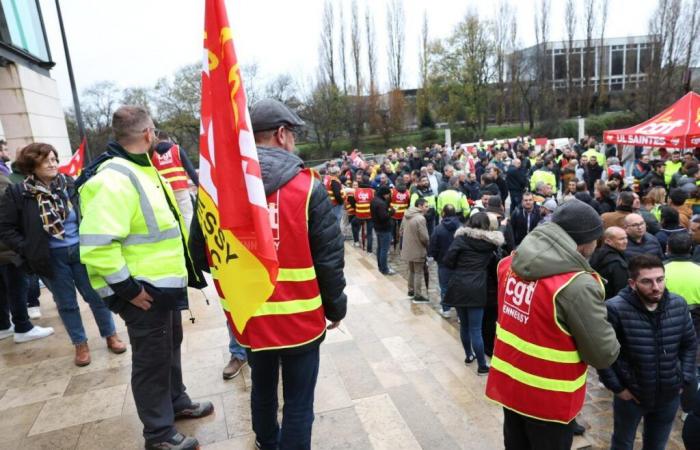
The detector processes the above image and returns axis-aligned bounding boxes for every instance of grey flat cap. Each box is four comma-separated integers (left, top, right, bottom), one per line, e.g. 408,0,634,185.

250,99,305,132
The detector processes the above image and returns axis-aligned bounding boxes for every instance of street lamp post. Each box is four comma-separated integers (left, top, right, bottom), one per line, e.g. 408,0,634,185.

54,0,89,161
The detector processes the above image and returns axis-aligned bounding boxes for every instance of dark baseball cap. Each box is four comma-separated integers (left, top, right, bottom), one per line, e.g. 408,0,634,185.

250,98,305,132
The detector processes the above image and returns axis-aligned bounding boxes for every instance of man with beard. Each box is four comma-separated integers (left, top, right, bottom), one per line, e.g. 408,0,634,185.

598,254,697,450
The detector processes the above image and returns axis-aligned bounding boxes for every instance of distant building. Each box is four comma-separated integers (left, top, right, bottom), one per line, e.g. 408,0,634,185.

510,35,660,93
0,0,71,160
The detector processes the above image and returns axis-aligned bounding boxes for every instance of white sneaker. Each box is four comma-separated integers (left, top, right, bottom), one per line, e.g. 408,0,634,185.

0,325,14,340
27,307,41,319
14,325,54,343
440,309,451,319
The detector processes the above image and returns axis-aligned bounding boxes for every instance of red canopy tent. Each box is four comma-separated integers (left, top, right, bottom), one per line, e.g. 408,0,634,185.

603,91,700,148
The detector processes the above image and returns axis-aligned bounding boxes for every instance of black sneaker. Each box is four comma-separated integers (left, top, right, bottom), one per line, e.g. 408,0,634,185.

571,419,586,435
407,290,415,297
477,366,490,376
174,401,214,420
412,295,430,304
145,433,199,450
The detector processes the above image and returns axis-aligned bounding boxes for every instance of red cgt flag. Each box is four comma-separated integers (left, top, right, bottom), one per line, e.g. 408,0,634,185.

58,137,86,177
197,0,278,333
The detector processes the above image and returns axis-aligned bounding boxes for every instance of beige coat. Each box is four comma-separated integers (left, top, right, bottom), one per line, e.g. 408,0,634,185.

400,207,429,262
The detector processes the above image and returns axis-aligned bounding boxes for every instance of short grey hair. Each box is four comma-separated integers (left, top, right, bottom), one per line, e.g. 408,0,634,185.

112,105,152,144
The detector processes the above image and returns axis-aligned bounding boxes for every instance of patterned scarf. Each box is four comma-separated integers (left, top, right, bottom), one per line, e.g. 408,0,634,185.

23,174,71,240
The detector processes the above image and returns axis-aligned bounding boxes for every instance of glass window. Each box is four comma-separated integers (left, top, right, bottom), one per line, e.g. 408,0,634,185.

0,0,49,61
570,52,582,79
639,48,652,73
626,47,638,74
611,49,624,76
554,54,567,80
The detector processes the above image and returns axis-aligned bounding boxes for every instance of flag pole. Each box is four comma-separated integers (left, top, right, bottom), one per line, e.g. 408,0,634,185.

54,0,89,162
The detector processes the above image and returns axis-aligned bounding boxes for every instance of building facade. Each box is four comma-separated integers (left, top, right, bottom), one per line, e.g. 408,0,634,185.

0,0,71,160
512,35,660,93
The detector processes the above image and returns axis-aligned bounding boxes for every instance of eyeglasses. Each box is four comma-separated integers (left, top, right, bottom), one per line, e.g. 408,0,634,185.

274,126,299,140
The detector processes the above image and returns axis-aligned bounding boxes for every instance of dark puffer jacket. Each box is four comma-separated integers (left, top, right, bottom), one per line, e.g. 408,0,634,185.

189,146,347,333
428,216,461,267
589,244,629,300
442,227,504,308
598,287,697,408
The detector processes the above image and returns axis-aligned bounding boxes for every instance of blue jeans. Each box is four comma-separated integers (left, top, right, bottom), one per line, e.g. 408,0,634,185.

248,347,319,450
455,307,487,369
26,273,40,307
43,244,116,344
227,323,247,360
349,216,360,243
437,266,453,312
360,220,373,252
376,230,392,273
611,396,680,450
0,264,33,333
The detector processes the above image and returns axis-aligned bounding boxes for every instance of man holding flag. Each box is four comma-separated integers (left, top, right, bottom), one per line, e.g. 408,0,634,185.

195,1,346,448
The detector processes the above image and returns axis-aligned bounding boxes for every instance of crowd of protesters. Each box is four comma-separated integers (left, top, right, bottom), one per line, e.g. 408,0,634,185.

320,135,700,450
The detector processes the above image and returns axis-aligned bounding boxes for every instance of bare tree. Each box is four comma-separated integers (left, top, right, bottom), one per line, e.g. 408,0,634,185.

581,0,597,115
681,0,700,93
319,0,336,87
597,0,609,112
366,7,380,133
534,0,552,120
264,74,298,106
338,3,348,95
350,0,362,95
347,0,364,147
386,0,405,90
564,0,577,115
493,1,514,124
416,9,433,128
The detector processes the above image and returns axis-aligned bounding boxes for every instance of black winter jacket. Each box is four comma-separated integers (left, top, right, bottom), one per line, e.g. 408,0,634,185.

624,233,664,261
510,205,540,247
370,196,392,232
0,174,79,277
443,227,504,308
589,245,629,300
598,287,697,408
428,216,461,267
505,166,528,194
189,146,347,351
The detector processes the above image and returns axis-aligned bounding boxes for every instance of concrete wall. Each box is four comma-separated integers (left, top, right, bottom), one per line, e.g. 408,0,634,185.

0,63,71,161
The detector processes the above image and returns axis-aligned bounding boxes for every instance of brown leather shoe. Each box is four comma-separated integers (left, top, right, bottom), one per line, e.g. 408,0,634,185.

75,342,91,367
106,334,127,354
222,357,247,380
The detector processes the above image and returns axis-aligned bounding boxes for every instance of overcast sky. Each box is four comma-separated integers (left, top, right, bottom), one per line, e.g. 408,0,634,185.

38,0,659,108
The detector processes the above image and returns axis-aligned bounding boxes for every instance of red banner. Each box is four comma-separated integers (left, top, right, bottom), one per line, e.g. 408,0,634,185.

58,137,85,177
198,0,279,333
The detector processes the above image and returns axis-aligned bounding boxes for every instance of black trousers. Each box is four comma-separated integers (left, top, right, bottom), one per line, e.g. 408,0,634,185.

503,408,574,450
119,305,192,443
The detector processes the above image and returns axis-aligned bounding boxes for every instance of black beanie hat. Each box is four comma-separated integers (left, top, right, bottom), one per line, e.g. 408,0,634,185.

551,198,603,245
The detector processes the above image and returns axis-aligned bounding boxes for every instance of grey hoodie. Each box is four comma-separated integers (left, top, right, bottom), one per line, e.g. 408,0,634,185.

512,222,620,369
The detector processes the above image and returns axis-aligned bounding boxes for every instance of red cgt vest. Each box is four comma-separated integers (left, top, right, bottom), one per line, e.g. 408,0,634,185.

234,169,326,351
354,187,374,220
390,188,410,220
324,176,344,206
344,189,356,216
485,255,596,424
151,145,189,191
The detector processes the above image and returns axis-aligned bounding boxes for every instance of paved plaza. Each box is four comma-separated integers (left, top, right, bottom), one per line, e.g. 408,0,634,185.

0,243,687,449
